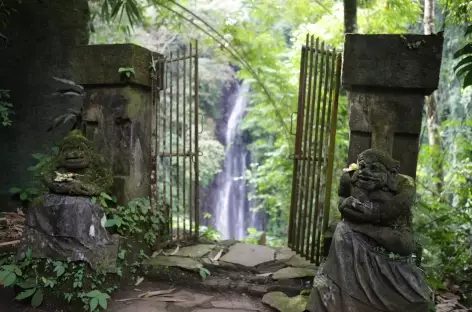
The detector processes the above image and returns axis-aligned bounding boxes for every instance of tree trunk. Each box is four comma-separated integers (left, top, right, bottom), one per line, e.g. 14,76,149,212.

423,0,443,194
344,0,357,33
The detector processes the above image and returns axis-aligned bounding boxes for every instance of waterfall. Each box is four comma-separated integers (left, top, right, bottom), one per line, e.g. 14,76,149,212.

212,81,254,240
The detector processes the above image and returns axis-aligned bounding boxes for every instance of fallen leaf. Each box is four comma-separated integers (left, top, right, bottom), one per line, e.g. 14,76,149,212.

211,249,223,262
135,277,144,286
169,245,180,256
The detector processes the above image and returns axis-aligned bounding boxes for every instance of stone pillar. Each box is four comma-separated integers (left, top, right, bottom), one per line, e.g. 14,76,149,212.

342,34,443,178
72,44,161,204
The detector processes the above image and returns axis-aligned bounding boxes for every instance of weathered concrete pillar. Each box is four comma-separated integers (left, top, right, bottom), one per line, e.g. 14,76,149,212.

72,44,161,204
342,34,443,178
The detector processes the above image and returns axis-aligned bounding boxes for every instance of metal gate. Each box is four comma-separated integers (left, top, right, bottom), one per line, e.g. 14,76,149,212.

287,35,342,264
150,42,200,243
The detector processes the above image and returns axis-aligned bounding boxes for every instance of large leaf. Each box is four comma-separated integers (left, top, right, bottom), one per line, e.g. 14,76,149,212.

15,288,37,300
2,272,16,286
89,297,99,311
466,24,472,36
463,70,472,89
453,43,472,59
454,56,472,73
456,63,472,77
31,288,44,307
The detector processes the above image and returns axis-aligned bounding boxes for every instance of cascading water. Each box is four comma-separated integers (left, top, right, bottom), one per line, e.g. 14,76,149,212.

210,81,256,240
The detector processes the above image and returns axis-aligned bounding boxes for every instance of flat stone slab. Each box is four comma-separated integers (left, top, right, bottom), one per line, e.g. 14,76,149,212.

283,254,312,268
262,292,308,312
173,290,214,308
143,255,203,271
211,300,259,310
169,244,216,258
272,267,317,280
193,309,255,312
275,248,296,262
114,300,168,312
220,243,275,268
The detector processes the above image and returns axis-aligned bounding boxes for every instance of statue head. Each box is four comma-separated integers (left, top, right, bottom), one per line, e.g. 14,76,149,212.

56,130,93,170
351,149,400,191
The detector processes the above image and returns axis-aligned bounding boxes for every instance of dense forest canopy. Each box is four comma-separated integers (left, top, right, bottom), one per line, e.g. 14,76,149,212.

1,0,472,296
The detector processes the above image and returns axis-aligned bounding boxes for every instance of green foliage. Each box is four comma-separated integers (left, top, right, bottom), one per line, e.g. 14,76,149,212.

9,148,59,204
453,25,472,89
118,67,136,79
97,194,166,246
198,267,210,280
415,119,472,290
242,227,284,247
0,89,13,126
0,249,119,311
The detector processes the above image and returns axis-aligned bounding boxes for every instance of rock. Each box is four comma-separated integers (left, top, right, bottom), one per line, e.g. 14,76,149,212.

272,267,317,280
217,240,239,247
211,300,259,310
275,247,296,262
248,285,269,297
142,255,203,271
193,309,254,312
262,292,308,312
17,194,118,271
168,244,215,258
220,243,275,268
113,300,167,312
172,290,214,308
283,254,312,268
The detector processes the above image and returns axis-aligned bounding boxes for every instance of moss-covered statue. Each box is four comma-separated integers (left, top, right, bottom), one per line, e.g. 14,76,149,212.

306,149,431,312
17,130,118,271
42,130,113,196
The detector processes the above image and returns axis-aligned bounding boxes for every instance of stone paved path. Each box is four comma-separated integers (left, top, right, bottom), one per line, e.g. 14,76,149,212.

0,280,274,312
109,281,273,312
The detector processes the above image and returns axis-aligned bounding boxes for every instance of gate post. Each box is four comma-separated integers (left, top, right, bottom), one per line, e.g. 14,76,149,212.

342,34,443,178
322,34,443,257
72,44,162,205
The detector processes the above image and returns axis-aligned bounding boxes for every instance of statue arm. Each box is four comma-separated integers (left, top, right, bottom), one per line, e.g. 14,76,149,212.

338,172,351,210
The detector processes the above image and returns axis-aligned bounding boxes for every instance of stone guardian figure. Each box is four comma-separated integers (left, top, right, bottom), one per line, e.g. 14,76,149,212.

306,149,432,312
17,130,118,271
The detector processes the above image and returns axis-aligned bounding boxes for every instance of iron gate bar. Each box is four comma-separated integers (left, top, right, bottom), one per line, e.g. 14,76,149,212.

299,36,320,257
183,47,187,237
155,42,200,242
312,42,329,262
297,35,313,255
288,35,342,264
188,43,194,237
322,53,342,235
177,50,181,240
194,41,200,236
288,35,307,248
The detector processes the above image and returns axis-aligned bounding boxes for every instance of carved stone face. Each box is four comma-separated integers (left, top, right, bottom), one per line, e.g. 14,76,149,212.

56,131,92,170
353,159,388,191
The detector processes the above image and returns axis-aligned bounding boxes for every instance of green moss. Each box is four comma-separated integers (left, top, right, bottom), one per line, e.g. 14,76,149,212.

42,131,113,196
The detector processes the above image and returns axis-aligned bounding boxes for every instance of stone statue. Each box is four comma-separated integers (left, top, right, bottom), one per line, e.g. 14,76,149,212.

306,149,432,312
42,129,113,196
17,130,118,271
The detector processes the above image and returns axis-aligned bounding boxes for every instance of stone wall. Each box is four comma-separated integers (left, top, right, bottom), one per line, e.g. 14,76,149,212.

0,0,90,209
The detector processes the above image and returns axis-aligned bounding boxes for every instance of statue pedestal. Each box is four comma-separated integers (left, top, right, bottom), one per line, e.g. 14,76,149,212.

17,194,118,272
